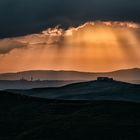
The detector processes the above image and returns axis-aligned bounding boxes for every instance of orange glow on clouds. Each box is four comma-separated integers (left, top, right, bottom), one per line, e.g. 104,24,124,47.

0,21,140,73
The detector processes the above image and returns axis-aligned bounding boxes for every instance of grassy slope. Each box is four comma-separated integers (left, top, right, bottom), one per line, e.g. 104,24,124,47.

1,91,140,140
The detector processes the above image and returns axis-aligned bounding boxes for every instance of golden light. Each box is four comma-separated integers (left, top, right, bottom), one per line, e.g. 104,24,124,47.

0,21,140,73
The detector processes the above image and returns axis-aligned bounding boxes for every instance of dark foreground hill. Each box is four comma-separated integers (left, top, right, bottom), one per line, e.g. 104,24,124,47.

1,91,140,140
10,80,140,102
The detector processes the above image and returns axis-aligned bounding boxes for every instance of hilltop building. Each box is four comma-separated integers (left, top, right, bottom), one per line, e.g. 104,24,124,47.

97,77,113,82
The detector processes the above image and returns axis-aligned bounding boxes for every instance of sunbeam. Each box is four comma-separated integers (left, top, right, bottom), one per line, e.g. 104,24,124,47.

0,21,140,72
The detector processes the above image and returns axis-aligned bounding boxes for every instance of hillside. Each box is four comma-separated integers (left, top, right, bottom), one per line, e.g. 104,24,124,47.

1,91,140,140
0,80,81,90
8,79,140,102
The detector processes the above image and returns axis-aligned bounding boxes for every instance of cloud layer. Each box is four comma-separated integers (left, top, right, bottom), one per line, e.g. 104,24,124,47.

0,21,139,54
0,39,25,54
0,21,140,72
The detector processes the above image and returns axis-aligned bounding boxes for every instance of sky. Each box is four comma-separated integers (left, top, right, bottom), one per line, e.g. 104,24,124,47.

0,0,140,73
0,0,140,38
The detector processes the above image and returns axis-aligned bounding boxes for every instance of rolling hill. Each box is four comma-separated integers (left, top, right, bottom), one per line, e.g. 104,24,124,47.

8,79,140,102
0,80,81,90
1,91,140,140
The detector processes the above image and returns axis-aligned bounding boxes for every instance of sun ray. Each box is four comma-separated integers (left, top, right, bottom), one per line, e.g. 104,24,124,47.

0,21,140,72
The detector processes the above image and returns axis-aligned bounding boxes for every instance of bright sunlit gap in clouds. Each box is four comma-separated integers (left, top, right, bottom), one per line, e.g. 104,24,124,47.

0,21,140,73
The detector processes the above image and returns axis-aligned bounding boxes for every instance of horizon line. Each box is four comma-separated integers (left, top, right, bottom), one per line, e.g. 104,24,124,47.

0,67,140,75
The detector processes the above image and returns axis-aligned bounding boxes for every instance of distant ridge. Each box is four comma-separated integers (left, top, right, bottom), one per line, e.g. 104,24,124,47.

0,68,140,84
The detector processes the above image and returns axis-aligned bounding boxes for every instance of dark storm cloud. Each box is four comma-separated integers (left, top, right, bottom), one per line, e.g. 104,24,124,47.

0,0,140,38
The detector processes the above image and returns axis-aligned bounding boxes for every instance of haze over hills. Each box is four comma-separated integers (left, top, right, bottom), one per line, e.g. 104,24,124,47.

0,68,140,84
0,80,81,90
8,79,140,102
1,71,140,139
